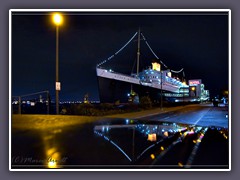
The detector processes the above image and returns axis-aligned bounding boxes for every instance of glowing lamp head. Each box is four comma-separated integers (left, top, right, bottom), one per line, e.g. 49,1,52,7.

53,13,63,26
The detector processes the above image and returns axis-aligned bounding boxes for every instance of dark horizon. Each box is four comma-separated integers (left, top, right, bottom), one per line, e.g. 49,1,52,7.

11,11,229,101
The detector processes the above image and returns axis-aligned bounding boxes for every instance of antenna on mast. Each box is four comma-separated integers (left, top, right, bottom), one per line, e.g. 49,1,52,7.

136,28,141,76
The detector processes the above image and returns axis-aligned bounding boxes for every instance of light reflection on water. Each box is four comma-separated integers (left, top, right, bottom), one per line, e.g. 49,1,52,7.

93,120,197,163
12,118,229,169
42,128,64,168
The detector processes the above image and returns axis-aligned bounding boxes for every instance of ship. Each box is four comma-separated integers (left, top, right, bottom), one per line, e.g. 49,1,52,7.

96,30,204,104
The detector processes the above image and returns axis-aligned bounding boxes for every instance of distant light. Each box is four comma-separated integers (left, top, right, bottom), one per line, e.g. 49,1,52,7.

191,87,196,91
163,131,169,137
160,146,164,151
150,154,155,159
178,162,183,167
12,101,18,105
188,131,194,135
223,134,228,139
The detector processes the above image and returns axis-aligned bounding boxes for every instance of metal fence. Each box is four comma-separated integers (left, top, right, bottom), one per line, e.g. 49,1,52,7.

12,90,51,114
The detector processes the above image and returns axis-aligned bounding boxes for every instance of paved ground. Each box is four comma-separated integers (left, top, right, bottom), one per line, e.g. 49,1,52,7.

11,103,229,169
12,103,229,129
11,104,188,130
196,105,229,128
104,103,229,128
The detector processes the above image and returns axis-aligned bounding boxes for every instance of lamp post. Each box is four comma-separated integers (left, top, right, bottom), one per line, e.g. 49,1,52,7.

160,70,163,110
52,13,63,114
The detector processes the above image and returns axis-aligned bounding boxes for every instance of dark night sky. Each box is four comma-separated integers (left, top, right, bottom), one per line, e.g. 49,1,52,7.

11,11,229,101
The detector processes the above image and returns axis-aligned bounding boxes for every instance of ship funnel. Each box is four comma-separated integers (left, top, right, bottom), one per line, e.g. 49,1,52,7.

152,62,161,71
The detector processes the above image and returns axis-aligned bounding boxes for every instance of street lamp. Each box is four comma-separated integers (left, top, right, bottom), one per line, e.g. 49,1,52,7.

52,13,63,114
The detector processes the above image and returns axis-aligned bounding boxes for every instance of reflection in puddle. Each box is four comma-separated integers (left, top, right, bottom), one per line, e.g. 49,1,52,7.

93,120,218,167
42,128,64,168
94,130,133,162
12,118,229,169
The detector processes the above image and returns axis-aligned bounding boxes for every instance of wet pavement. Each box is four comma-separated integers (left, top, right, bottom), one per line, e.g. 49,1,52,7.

136,103,229,128
11,104,229,170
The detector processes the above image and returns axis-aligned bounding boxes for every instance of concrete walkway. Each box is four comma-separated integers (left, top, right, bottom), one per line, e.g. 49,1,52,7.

105,105,189,119
12,103,223,130
11,105,190,130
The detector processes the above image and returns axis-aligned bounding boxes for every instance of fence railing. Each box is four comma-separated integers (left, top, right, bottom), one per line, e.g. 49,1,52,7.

12,90,50,114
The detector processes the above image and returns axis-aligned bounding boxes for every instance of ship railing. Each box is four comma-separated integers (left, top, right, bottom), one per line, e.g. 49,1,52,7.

99,67,140,80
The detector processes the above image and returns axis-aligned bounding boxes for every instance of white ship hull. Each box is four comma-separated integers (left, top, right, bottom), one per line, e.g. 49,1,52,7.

96,68,187,103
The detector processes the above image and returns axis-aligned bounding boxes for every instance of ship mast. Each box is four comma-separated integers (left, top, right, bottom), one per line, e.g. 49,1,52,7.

137,28,141,76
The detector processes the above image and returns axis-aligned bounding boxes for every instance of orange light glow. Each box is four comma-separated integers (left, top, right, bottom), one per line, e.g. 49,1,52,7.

147,134,157,142
48,160,57,168
178,162,184,167
150,154,155,159
52,13,63,26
